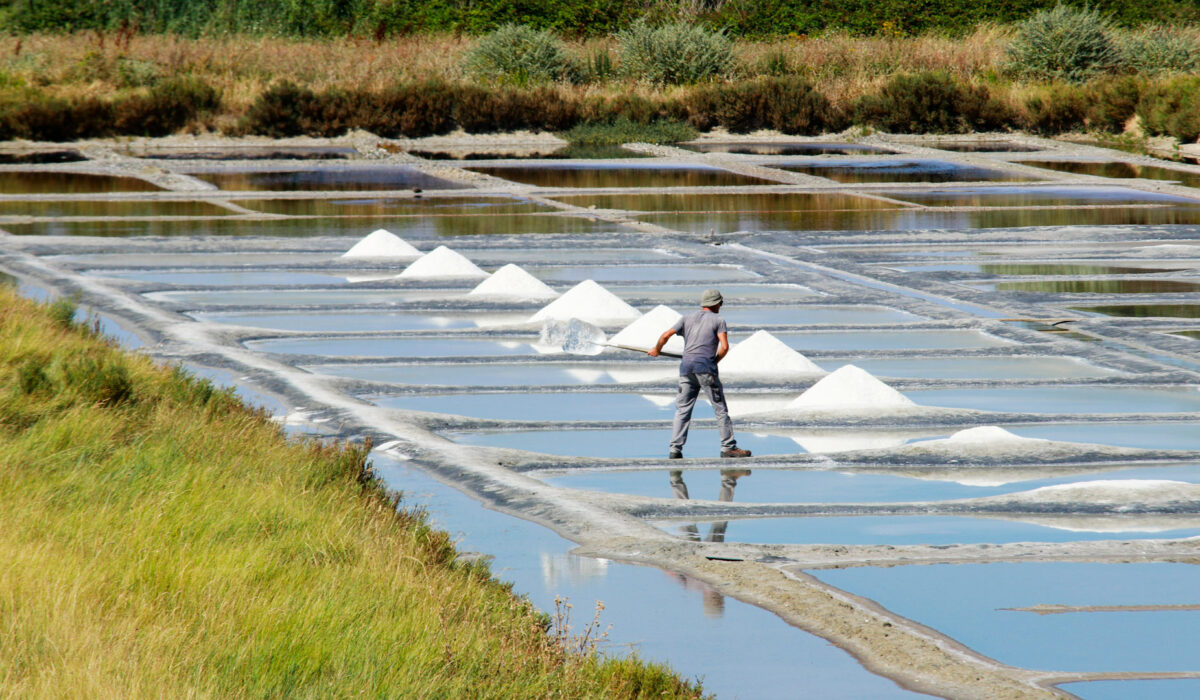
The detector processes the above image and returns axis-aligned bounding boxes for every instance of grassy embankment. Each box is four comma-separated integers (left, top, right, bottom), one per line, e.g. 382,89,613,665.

0,286,704,699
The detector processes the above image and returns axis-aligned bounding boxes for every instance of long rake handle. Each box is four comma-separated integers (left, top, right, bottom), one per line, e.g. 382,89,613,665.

609,343,682,358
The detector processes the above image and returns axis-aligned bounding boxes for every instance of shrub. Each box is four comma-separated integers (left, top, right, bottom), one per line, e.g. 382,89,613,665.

63,355,134,406
1137,76,1200,142
238,81,322,137
1085,76,1143,132
1006,4,1120,83
561,116,696,145
617,19,733,85
463,24,577,85
47,297,79,329
1117,27,1200,75
368,82,459,138
112,78,220,137
1021,84,1089,134
684,77,841,134
852,71,1012,134
454,86,577,133
17,358,51,395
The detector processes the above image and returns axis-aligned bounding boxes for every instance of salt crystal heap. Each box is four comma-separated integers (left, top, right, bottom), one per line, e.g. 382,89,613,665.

721,330,823,379
467,264,558,301
397,245,488,280
342,229,421,259
529,280,641,325
608,305,684,354
788,364,914,412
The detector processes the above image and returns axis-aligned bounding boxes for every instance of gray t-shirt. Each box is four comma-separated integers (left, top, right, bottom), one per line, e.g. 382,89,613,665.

671,309,727,375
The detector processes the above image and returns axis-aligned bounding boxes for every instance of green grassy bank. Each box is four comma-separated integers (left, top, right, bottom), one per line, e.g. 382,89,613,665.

0,287,704,698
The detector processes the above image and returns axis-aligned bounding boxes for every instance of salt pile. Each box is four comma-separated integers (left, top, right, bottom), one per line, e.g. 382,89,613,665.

609,305,684,353
529,280,641,325
721,330,823,378
787,364,914,412
467,264,558,301
342,229,421,259
397,245,488,280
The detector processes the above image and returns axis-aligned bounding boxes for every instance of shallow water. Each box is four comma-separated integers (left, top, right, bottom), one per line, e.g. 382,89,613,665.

551,191,897,213
248,336,545,358
370,454,925,699
308,361,679,387
235,195,549,216
98,270,370,287
6,215,633,237
890,185,1200,207
1021,160,1200,189
467,164,775,188
542,464,1200,503
0,200,231,218
930,142,1042,153
776,159,1030,184
615,282,818,302
667,516,1200,546
1003,422,1200,451
910,385,1200,414
895,263,1186,275
408,145,647,160
771,329,1013,351
0,171,159,193
192,310,529,332
151,288,460,307
1060,678,1200,700
825,355,1118,380
447,427,806,458
637,206,1200,232
192,167,469,191
811,562,1200,672
376,391,689,422
531,264,758,283
1075,304,1200,319
678,142,896,155
984,279,1200,294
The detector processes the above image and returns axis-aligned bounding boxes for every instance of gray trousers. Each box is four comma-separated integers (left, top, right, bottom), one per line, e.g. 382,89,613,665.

670,372,736,451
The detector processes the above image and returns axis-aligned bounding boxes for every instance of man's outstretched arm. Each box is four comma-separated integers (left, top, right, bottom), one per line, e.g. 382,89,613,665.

715,331,729,362
649,328,676,357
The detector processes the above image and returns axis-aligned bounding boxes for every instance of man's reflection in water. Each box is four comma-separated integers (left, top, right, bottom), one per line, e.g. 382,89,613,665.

667,469,751,617
668,468,751,543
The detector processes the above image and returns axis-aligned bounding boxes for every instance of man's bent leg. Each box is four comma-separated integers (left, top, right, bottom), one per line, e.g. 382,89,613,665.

670,373,701,452
698,373,737,450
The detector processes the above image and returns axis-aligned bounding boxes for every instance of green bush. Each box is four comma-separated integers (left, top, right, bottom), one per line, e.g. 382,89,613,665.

561,116,696,145
684,77,842,134
852,71,1012,134
1007,4,1120,83
1021,84,1088,134
47,297,79,329
1137,76,1200,142
1085,76,1143,132
112,78,220,137
463,24,577,85
16,357,51,395
63,355,134,406
617,19,733,85
454,86,577,133
1117,27,1200,75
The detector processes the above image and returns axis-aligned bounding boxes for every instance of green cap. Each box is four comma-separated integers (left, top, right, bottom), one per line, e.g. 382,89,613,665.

700,289,723,307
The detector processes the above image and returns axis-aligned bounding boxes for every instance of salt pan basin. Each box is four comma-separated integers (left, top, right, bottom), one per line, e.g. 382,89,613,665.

246,336,556,358
191,311,529,332
446,428,802,459
307,362,676,387
811,562,1200,672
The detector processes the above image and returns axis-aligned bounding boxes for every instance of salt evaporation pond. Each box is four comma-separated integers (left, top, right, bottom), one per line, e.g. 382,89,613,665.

1061,679,1200,700
92,269,367,287
369,454,925,700
248,336,551,358
376,392,742,423
308,361,677,387
152,288,465,307
770,329,1013,351
191,310,530,332
448,428,806,459
811,562,1200,672
529,264,758,283
654,516,1200,546
826,355,1119,380
1003,422,1200,451
542,464,1200,503
908,385,1200,414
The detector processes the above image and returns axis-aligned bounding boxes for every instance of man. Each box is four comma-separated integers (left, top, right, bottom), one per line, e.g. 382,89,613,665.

649,288,751,459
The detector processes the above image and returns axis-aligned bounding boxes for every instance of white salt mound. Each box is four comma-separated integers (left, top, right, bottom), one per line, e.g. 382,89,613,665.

788,364,914,411
942,426,1041,446
467,264,558,301
529,280,641,325
397,245,488,280
722,330,823,377
609,305,684,353
342,229,421,259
